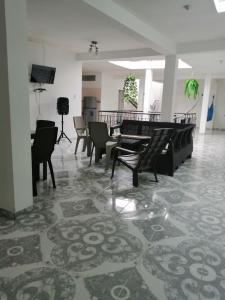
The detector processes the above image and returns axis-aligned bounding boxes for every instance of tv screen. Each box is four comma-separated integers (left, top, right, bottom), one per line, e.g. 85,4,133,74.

30,64,56,84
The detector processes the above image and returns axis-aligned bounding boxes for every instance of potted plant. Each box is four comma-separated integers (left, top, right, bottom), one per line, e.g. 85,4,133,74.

183,79,201,115
123,74,138,109
184,79,199,100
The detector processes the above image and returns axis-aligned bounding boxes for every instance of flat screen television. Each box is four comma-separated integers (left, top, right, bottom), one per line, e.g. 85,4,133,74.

30,64,56,84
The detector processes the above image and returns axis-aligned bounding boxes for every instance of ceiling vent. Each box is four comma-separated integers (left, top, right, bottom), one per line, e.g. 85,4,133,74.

82,75,96,81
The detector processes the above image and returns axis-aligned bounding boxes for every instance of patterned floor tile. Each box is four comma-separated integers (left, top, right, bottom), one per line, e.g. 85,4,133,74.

133,216,184,242
1,131,225,299
143,239,225,300
85,267,157,300
60,199,99,217
0,199,57,235
0,267,76,299
47,215,143,272
156,189,196,205
172,202,225,243
0,234,42,268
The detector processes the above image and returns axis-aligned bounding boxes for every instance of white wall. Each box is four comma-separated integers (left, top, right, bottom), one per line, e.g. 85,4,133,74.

214,79,225,129
82,72,102,89
101,73,144,111
101,73,123,110
28,41,82,138
173,79,219,129
90,71,225,130
174,80,204,127
151,81,163,111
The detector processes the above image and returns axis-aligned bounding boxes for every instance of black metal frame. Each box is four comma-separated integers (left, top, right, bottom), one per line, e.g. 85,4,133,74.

57,114,71,144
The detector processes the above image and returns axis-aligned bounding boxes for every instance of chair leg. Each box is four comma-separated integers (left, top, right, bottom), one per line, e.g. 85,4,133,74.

82,138,87,152
34,163,40,181
133,170,139,187
32,177,37,197
154,170,158,182
89,145,94,166
111,157,117,179
48,160,56,188
75,137,81,155
95,148,101,162
153,162,159,182
105,145,112,170
43,162,47,180
32,161,38,196
87,138,92,157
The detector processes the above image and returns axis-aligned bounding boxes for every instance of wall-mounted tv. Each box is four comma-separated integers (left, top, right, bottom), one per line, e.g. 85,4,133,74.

30,64,56,84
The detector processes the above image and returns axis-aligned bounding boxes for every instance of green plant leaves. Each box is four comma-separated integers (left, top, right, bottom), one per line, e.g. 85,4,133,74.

123,74,138,108
184,79,199,100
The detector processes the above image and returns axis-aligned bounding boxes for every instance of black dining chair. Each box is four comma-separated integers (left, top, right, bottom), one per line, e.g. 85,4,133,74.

32,120,56,180
32,126,58,196
111,128,174,187
36,119,55,128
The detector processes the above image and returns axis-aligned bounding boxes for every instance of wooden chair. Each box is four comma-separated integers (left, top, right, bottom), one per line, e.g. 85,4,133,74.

111,128,174,187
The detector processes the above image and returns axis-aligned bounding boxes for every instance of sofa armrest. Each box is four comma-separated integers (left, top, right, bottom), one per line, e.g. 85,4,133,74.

115,146,138,155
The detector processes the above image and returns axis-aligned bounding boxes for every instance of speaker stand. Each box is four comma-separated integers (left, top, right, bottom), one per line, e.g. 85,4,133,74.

57,115,72,144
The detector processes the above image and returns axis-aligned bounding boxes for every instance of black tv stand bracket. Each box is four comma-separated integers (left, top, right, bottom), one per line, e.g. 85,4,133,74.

33,87,47,92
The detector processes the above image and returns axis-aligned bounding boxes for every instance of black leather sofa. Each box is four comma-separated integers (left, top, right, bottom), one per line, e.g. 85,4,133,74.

110,120,195,176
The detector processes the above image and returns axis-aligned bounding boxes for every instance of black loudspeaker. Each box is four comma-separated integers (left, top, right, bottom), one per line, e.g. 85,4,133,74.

57,97,69,115
56,97,71,144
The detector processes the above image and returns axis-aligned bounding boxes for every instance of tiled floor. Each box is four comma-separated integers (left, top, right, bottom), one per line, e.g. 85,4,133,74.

1,131,225,299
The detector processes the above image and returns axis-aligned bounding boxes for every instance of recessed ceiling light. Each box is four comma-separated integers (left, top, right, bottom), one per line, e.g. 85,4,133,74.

109,59,192,70
213,0,225,13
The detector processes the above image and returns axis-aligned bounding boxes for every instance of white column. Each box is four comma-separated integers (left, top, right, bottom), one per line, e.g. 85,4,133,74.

161,55,178,121
0,0,33,213
199,74,212,134
143,69,153,113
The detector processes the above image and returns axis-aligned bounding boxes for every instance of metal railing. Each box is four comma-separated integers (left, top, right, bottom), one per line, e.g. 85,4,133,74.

98,110,161,127
98,110,196,127
173,113,196,124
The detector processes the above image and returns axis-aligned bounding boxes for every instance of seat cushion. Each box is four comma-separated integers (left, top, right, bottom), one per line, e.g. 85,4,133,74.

119,154,140,168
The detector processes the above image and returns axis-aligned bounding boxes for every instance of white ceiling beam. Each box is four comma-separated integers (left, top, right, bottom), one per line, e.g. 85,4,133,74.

76,48,159,61
81,0,176,55
178,38,225,54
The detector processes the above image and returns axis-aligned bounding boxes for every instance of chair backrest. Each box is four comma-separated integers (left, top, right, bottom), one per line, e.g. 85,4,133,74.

73,116,86,136
88,122,110,148
137,128,174,170
36,120,55,128
32,127,58,162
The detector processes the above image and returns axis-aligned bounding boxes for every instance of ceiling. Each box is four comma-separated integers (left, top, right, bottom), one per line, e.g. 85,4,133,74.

113,0,225,43
27,0,225,77
27,0,149,52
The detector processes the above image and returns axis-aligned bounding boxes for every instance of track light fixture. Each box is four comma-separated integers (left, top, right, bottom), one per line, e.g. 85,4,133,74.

89,41,99,55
